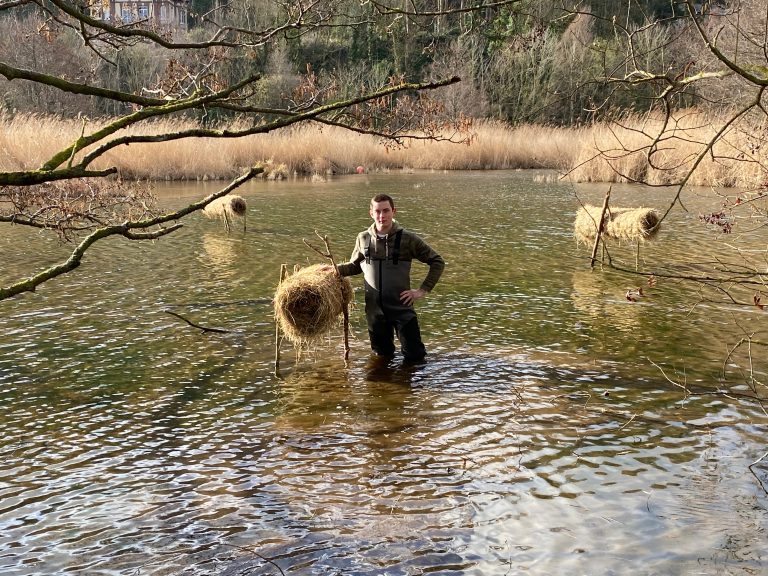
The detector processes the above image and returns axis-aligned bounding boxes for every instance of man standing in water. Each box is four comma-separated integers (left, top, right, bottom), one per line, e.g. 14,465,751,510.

336,194,445,362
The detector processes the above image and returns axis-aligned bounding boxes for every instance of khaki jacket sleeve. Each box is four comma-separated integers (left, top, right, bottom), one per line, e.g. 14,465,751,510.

336,233,365,277
408,233,444,292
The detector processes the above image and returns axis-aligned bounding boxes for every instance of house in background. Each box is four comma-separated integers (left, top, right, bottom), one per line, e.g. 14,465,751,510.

90,0,189,31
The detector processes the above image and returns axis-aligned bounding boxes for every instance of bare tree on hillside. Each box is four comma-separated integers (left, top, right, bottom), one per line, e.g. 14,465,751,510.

0,0,521,301
428,36,490,118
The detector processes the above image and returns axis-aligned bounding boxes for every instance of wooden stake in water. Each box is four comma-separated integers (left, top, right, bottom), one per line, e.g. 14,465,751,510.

274,263,288,375
590,188,611,269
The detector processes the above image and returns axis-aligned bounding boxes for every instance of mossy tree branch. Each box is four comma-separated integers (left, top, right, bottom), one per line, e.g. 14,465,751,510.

40,73,262,172
0,62,168,108
77,76,461,168
684,0,768,87
0,166,263,301
0,167,118,186
0,74,459,187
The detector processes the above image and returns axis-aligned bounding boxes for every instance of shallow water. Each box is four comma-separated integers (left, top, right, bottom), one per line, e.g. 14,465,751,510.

1,170,766,575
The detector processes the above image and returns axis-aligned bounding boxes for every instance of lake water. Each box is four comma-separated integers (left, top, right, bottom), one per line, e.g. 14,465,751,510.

1,170,766,575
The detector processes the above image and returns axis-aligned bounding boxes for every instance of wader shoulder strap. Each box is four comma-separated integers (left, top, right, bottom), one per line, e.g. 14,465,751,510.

364,232,372,263
392,229,403,265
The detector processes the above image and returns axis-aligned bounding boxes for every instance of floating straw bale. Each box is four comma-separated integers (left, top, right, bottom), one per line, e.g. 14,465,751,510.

274,264,353,345
202,194,247,232
574,205,660,245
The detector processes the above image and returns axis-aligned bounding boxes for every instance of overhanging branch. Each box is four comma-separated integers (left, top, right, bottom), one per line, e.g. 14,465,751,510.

0,166,118,186
40,73,262,172
72,76,461,170
0,61,167,107
684,0,768,86
0,166,263,301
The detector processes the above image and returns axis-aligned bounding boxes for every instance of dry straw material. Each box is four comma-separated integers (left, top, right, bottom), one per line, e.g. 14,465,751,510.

202,194,247,232
274,264,353,345
574,205,661,245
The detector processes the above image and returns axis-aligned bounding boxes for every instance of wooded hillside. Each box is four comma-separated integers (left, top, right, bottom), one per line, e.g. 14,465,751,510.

0,1,734,126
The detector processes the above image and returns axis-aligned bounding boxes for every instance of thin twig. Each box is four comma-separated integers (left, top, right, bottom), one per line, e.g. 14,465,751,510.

223,543,286,576
590,187,611,269
649,358,690,399
619,412,638,430
165,310,229,333
749,451,768,496
303,230,351,364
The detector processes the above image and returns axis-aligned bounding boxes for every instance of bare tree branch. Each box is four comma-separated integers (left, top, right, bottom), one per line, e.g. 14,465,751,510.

370,0,521,18
684,0,768,86
0,166,263,300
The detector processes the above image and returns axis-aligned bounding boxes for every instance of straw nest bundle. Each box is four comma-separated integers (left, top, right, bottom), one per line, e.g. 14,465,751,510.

274,264,353,345
202,194,247,232
574,205,661,245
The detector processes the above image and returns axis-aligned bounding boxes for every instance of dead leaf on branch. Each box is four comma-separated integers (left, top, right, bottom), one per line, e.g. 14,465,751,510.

0,178,158,240
288,71,474,145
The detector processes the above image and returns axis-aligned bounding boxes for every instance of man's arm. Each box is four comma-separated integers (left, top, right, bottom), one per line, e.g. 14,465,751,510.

413,235,445,292
336,234,365,277
399,233,444,306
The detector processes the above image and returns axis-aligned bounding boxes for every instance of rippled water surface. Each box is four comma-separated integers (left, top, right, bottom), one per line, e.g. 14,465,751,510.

1,171,767,575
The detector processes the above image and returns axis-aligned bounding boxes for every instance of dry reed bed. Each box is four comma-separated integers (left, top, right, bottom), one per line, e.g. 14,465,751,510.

1,111,765,187
567,110,768,188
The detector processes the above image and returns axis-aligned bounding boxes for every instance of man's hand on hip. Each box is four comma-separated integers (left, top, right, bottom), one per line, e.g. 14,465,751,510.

400,288,426,306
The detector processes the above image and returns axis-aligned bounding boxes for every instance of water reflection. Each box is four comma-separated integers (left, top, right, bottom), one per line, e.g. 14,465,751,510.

199,232,240,281
570,269,644,333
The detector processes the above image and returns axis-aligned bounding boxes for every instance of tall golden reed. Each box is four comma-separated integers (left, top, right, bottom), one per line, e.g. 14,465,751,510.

566,110,767,188
1,111,764,187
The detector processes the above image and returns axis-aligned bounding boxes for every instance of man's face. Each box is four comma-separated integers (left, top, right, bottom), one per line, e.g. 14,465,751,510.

370,200,396,233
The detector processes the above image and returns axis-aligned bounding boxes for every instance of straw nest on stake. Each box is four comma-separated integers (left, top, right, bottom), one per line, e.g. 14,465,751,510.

273,264,353,347
202,194,247,233
574,205,661,246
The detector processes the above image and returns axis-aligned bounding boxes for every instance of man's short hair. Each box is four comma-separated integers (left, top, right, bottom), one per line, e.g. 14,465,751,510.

371,194,395,210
